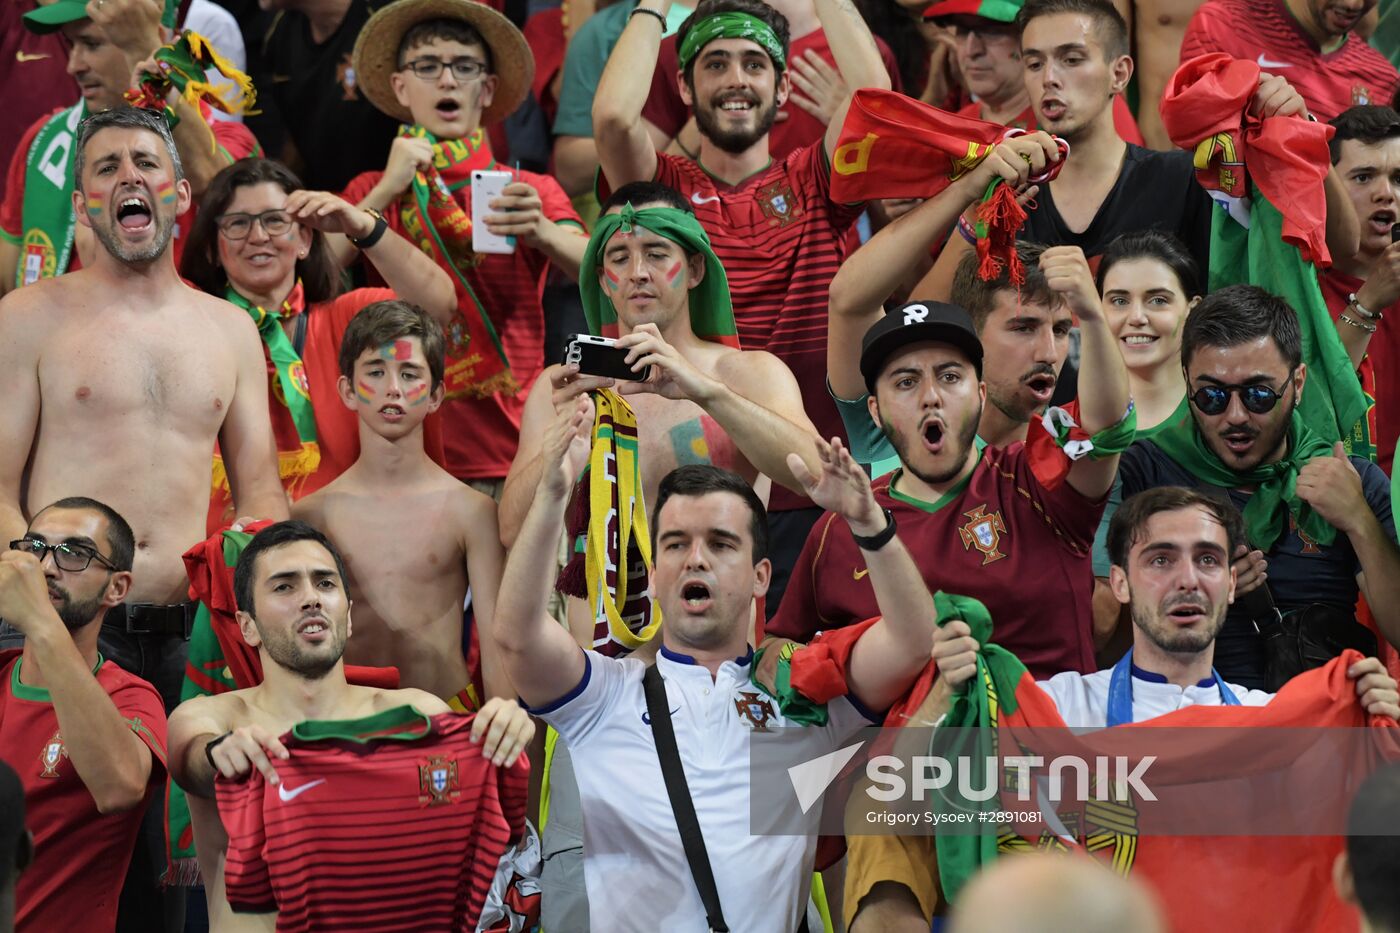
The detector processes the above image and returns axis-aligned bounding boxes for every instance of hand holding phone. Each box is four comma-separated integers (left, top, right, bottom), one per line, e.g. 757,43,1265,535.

564,335,654,382
471,169,516,255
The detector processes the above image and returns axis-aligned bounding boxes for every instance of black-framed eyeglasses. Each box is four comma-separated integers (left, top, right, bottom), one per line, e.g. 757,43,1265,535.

400,57,488,82
215,210,294,240
9,538,117,572
1188,378,1292,416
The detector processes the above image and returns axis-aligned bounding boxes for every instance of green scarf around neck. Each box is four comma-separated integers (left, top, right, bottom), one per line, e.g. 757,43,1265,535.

17,102,86,288
580,203,739,346
1149,403,1337,551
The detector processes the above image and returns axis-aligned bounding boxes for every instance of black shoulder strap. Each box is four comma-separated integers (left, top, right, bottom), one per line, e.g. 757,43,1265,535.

642,664,729,933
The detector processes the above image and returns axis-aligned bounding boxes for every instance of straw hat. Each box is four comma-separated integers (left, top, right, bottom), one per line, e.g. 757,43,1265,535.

352,0,535,126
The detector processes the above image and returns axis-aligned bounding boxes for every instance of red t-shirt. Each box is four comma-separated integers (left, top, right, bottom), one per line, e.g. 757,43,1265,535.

1180,0,1399,122
217,707,528,932
1320,268,1396,474
956,96,1146,147
642,30,903,160
768,444,1101,678
602,146,862,511
1,109,258,276
341,168,582,481
0,2,73,201
524,6,568,128
0,649,168,933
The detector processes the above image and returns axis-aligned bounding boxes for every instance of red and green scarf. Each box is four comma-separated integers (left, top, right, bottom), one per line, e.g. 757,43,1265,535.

396,125,515,399
215,282,320,495
125,30,255,126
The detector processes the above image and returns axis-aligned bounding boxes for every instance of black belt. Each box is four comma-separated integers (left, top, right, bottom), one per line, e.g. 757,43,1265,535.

103,602,197,639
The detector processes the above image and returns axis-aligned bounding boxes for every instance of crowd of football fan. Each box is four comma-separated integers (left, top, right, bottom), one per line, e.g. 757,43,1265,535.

5,0,1400,927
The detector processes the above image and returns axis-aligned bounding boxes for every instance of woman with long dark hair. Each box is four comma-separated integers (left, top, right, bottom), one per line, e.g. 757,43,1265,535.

1096,230,1203,436
182,158,455,528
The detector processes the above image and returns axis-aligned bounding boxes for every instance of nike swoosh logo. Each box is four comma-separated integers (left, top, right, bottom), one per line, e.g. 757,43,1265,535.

691,192,721,206
277,778,325,801
1256,54,1292,69
16,51,51,63
853,568,869,581
642,707,682,724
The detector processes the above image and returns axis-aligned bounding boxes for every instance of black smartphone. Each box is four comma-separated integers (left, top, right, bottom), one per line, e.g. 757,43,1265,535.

1391,223,1400,243
564,334,653,382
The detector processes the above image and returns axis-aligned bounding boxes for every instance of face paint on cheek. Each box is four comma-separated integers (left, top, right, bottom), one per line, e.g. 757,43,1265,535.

603,269,622,292
86,196,103,217
355,380,376,404
156,182,177,205
664,261,683,289
404,382,430,406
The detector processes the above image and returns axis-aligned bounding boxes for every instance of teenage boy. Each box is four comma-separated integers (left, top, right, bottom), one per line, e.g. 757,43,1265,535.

293,300,509,709
340,0,589,492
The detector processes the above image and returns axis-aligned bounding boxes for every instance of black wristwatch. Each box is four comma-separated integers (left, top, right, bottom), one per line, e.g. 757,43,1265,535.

349,208,388,249
204,731,234,770
851,508,897,551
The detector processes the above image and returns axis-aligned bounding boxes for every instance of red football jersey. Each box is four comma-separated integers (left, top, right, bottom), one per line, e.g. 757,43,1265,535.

0,649,167,933
769,444,1101,678
217,707,529,932
1180,0,1399,122
603,146,863,511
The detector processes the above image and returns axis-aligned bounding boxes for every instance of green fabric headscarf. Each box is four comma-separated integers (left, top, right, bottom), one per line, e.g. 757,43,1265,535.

677,11,787,74
927,591,1027,903
580,203,739,345
1149,403,1337,551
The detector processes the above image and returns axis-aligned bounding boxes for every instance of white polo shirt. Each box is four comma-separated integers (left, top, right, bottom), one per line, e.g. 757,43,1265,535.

1038,664,1274,726
533,645,878,933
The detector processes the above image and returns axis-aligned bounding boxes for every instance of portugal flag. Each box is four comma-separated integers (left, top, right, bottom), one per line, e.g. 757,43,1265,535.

1160,53,1368,449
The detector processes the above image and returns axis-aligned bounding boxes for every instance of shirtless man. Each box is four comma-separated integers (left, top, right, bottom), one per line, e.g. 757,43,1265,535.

293,300,509,708
166,520,532,930
499,181,821,562
0,107,288,708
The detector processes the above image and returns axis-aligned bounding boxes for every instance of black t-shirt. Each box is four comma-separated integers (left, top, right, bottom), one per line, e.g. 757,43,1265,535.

246,0,401,193
1020,145,1213,277
1118,439,1395,690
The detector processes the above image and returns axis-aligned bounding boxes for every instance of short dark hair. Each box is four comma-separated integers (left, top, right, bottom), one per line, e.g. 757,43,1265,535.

653,465,769,563
337,299,447,391
181,158,344,305
675,0,792,87
1017,0,1130,60
0,759,26,890
600,181,694,216
1328,105,1400,164
1180,284,1302,372
1095,230,1202,299
951,241,1060,332
1346,763,1400,932
233,521,349,616
75,108,183,192
1106,486,1245,570
34,497,135,573
398,19,493,72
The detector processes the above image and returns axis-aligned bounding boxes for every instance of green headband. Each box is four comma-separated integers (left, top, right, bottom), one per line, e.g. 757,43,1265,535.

580,204,739,345
677,12,786,75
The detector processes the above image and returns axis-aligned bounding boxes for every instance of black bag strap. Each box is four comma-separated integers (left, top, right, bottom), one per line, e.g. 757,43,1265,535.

642,664,729,933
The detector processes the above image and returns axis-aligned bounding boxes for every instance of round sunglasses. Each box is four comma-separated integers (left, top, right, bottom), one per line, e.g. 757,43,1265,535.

1188,377,1292,416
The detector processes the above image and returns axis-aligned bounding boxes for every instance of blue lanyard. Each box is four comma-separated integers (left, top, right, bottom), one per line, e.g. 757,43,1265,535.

1105,648,1240,727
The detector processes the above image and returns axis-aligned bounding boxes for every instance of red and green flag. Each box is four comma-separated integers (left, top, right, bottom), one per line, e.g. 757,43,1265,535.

1160,53,1368,448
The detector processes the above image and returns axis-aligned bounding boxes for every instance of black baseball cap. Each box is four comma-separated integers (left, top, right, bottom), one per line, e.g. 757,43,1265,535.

860,301,983,393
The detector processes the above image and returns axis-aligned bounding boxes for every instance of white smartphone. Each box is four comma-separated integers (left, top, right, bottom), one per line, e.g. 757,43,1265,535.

471,169,516,255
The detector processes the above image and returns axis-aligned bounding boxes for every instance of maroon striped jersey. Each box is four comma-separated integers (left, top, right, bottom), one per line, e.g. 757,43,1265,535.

217,707,528,932
1180,0,1398,122
642,146,864,511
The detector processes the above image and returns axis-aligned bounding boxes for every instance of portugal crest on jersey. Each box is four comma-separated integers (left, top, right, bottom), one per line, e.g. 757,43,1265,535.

958,505,1008,565
757,182,803,227
734,692,775,732
39,729,67,778
418,756,460,806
